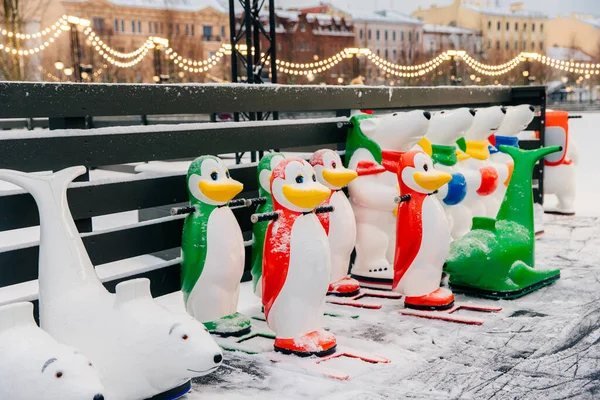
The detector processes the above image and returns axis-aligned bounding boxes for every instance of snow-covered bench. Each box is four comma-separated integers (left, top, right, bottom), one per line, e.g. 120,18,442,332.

0,82,548,317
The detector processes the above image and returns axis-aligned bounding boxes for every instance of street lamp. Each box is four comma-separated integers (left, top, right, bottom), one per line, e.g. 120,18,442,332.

63,67,74,76
54,61,64,70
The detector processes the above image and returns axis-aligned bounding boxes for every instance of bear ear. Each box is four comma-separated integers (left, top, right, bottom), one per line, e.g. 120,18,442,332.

359,118,379,137
114,278,152,307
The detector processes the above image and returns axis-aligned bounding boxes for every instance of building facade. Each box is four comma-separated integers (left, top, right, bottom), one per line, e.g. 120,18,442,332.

547,14,600,59
413,0,548,61
423,24,482,56
37,0,229,83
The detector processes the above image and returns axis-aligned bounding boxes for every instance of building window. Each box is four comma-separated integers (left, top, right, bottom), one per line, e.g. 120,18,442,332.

93,17,105,33
376,49,380,56
401,31,404,41
488,20,491,29
416,31,419,42
531,41,535,49
496,40,500,49
408,48,412,59
300,22,306,32
191,25,195,36
488,39,491,48
515,22,518,31
114,19,118,32
138,21,141,33
497,21,500,30
515,40,518,49
540,41,543,50
384,30,388,41
505,41,509,50
393,49,397,60
523,22,527,30
393,30,396,41
532,23,535,32
540,23,544,33
385,49,389,59
203,25,212,39
221,26,225,37
148,21,152,33
121,20,124,32
376,30,380,40
185,24,189,36
131,20,135,33
160,23,163,33
408,31,412,42
368,29,372,40
506,22,509,31
359,29,363,39
522,41,526,49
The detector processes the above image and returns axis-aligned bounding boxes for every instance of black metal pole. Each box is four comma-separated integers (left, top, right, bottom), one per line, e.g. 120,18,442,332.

244,0,253,83
268,0,278,121
70,24,82,82
228,0,238,84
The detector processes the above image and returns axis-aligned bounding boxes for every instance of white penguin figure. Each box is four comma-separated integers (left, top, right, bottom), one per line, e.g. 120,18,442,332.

0,167,223,400
310,149,360,296
345,111,432,289
0,302,105,400
419,108,475,239
488,104,535,218
463,105,507,218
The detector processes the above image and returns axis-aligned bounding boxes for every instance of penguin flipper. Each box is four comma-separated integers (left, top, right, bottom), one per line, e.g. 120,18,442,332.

181,214,209,304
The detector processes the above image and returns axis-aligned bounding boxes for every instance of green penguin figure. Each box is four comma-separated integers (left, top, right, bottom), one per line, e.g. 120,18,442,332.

250,152,286,297
181,155,251,336
445,145,562,299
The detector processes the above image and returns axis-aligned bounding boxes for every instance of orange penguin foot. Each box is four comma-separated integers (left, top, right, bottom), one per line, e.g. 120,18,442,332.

327,277,361,297
274,330,337,358
404,287,455,311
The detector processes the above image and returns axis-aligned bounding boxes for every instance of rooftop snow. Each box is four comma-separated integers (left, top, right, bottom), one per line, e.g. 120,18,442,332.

423,24,481,35
546,46,593,61
350,9,423,25
462,4,546,18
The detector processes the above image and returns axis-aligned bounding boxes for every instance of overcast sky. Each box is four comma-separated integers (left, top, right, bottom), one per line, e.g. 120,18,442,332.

275,0,600,18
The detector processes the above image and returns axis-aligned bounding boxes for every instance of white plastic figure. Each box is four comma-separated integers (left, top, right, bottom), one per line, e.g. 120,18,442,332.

344,111,431,289
0,302,105,400
0,167,223,400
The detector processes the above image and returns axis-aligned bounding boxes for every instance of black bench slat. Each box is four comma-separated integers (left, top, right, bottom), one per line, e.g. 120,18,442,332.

0,165,259,232
0,120,344,172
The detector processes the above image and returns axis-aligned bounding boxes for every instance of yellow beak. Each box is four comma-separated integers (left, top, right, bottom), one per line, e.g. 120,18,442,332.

199,179,244,203
465,140,490,161
414,171,453,191
322,168,358,188
418,137,433,157
456,149,470,161
282,184,331,209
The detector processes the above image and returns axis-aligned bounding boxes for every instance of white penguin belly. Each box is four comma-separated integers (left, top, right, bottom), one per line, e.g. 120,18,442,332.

268,214,331,339
187,207,245,322
328,191,356,282
397,197,451,297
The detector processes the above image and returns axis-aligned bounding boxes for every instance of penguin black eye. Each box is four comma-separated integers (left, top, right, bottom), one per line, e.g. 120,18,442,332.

393,113,398,116
331,161,337,168
295,175,304,184
312,174,317,182
55,371,63,379
225,170,230,178
440,111,445,114
88,362,93,367
423,164,429,171
210,172,218,181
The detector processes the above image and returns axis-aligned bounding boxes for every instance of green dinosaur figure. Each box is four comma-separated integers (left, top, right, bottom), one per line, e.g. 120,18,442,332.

250,152,286,296
445,145,562,299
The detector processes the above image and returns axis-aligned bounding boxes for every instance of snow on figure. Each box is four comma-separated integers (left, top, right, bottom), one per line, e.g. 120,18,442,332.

417,108,474,239
0,166,223,400
345,111,431,290
542,110,577,215
251,152,286,298
181,155,252,336
309,149,360,296
445,145,562,299
393,151,454,310
486,104,535,218
262,158,336,357
0,302,105,400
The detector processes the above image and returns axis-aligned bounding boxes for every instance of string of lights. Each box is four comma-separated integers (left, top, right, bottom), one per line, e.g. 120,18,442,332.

367,50,449,72
85,29,150,59
1,16,67,40
461,54,522,76
0,26,66,56
165,45,226,73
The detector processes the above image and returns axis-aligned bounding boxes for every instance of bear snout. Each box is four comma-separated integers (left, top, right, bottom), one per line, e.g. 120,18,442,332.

213,353,223,364
93,394,104,400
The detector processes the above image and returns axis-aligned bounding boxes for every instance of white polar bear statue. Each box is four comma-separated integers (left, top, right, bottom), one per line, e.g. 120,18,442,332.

0,302,105,400
0,166,223,400
419,108,476,239
461,105,507,218
344,110,431,289
543,110,578,215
